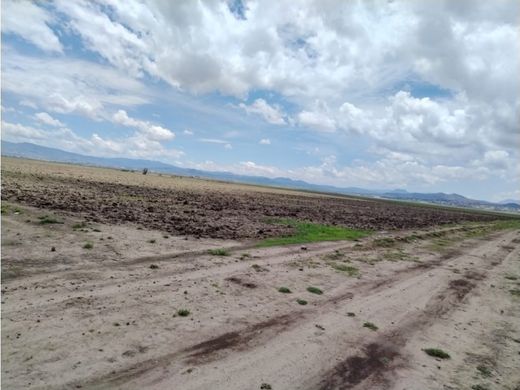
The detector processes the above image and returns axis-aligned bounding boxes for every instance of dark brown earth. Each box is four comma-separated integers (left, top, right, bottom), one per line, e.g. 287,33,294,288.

1,169,508,239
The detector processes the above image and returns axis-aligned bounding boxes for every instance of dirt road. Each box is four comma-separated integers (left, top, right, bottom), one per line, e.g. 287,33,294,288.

2,204,519,390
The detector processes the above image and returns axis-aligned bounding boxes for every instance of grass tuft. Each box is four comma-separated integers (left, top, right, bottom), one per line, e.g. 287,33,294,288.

509,289,520,297
177,309,190,317
330,263,359,276
83,242,94,249
423,348,450,359
297,299,308,305
38,215,62,225
363,322,378,331
476,365,492,377
208,248,230,256
258,218,370,247
278,287,291,293
307,286,323,295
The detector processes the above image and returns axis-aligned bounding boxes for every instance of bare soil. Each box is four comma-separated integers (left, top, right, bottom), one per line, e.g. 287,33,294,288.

1,157,509,239
2,158,520,390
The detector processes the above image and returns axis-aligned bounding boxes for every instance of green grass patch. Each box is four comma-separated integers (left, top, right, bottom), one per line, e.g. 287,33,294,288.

258,218,370,247
505,275,518,281
208,248,230,256
296,299,308,305
330,263,359,276
423,348,450,359
307,286,323,295
83,242,94,249
177,309,190,317
278,287,292,293
363,322,378,331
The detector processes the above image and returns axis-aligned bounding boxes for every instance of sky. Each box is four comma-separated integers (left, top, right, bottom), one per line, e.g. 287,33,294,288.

1,0,519,201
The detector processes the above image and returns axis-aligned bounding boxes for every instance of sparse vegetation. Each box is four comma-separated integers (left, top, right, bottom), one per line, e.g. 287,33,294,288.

471,384,489,390
297,299,308,305
505,275,518,280
330,263,359,276
363,322,378,331
260,384,272,390
83,242,94,249
73,222,87,229
373,238,396,248
423,348,450,359
208,248,230,256
148,239,156,244
278,287,291,293
307,286,323,295
476,365,492,377
240,253,251,260
509,289,520,297
258,218,370,247
38,215,62,225
177,309,190,317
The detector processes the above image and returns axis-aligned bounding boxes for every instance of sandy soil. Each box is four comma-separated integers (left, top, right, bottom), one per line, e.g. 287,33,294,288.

2,203,519,390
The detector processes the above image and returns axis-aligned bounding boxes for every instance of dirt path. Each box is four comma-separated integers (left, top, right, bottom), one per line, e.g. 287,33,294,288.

2,205,519,390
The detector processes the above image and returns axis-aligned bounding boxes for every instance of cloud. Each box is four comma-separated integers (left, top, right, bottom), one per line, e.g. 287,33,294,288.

112,110,174,141
239,99,286,125
1,121,46,140
198,138,225,144
1,48,150,120
1,0,63,53
34,112,65,127
183,129,194,135
297,110,336,132
259,138,271,145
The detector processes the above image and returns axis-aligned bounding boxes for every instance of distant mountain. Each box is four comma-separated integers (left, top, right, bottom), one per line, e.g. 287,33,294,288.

499,199,520,206
2,140,519,213
380,191,520,212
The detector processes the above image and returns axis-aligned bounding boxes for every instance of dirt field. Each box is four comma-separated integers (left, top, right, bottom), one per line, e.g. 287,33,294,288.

2,158,520,390
1,157,509,239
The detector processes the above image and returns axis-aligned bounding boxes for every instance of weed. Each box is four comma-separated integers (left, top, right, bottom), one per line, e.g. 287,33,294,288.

505,275,518,281
260,384,272,390
278,287,291,293
208,248,230,256
240,253,251,260
83,242,94,249
92,228,101,232
72,222,87,229
323,250,345,261
471,385,489,390
423,348,450,359
149,264,159,269
148,239,156,244
347,312,356,317
330,263,359,276
510,289,520,297
38,215,62,225
177,309,190,317
1,205,9,214
258,218,370,247
307,286,323,295
363,322,378,331
373,238,396,248
476,365,492,377
297,299,308,305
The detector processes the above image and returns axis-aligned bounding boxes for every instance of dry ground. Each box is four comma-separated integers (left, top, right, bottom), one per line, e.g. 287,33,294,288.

2,158,520,390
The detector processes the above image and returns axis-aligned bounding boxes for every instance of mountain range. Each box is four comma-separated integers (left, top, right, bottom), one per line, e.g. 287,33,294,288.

2,140,519,213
